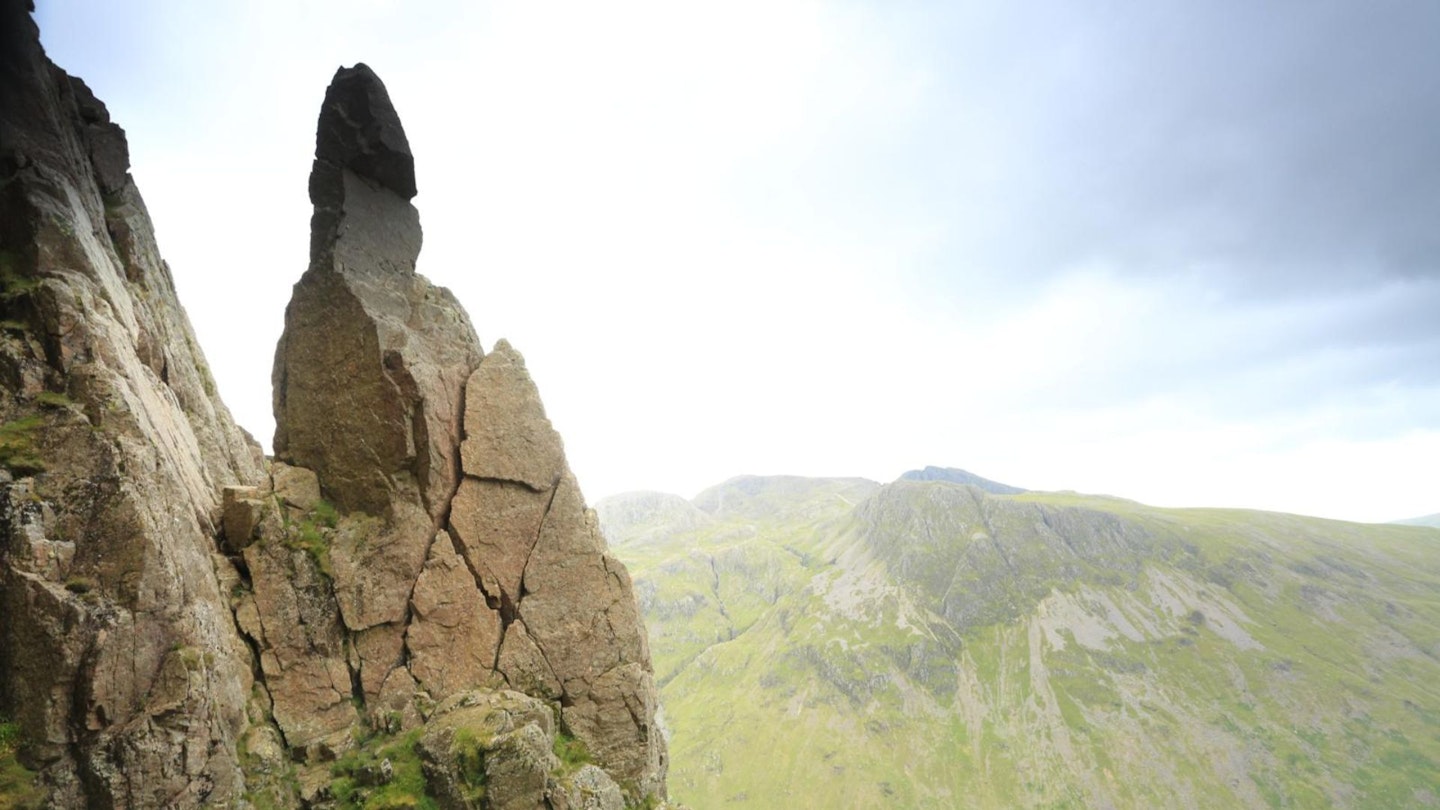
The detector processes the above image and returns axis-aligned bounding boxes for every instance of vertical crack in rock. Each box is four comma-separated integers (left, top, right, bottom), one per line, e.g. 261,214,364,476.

518,481,562,602
272,62,480,520
452,341,668,798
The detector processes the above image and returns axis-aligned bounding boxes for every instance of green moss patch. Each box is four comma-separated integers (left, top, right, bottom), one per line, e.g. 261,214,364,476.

329,730,437,809
34,392,72,410
0,416,44,475
448,728,487,805
552,731,592,772
279,500,342,579
0,718,42,810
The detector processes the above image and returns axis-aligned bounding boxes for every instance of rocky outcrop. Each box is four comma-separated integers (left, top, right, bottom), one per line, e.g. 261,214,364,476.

273,62,479,524
251,63,668,805
0,2,264,806
1,7,672,807
457,345,665,796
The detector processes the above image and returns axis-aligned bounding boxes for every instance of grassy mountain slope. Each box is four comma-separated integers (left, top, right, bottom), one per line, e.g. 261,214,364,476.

601,476,1440,809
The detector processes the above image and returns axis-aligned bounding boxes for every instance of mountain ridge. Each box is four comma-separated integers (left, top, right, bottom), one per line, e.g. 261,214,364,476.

897,465,1027,495
601,472,1440,808
1394,512,1440,528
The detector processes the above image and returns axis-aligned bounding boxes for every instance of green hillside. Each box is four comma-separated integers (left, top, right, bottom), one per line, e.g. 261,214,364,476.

600,476,1440,809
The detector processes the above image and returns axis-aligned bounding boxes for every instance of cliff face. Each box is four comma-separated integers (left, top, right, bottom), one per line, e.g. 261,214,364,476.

1,7,668,808
0,2,265,806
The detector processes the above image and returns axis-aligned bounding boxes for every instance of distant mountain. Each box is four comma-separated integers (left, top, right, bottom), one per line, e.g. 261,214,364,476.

602,475,1440,809
1394,512,1440,528
899,465,1026,494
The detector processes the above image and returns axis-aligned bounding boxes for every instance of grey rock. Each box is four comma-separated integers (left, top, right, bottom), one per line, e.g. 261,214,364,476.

0,6,263,806
271,461,322,512
553,765,625,810
222,485,264,551
460,339,565,492
272,64,480,519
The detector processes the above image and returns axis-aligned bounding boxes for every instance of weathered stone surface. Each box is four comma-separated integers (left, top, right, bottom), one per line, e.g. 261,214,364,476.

460,340,565,491
407,537,504,701
272,64,481,520
0,6,263,806
271,461,322,512
329,498,430,631
352,622,406,703
244,540,352,749
495,619,564,700
450,476,551,604
560,663,666,800
416,690,558,810
553,765,625,810
222,485,264,551
454,341,667,800
1,18,673,804
520,474,643,691
513,471,666,797
374,665,424,733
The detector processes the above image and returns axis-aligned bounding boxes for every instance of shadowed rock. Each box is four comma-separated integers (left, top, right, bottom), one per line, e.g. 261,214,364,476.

314,64,416,201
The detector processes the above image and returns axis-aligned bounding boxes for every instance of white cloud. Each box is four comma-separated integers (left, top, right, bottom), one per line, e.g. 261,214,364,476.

33,1,1440,522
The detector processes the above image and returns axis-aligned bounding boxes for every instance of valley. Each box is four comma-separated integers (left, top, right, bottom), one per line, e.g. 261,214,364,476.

602,473,1440,808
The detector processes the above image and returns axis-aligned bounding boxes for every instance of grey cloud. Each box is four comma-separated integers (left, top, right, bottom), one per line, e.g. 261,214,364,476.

781,1,1440,299
1001,277,1440,426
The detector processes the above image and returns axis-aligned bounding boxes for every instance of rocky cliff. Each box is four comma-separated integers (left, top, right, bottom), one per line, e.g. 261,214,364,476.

0,5,669,808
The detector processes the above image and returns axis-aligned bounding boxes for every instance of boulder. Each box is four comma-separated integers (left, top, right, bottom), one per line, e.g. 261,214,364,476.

221,485,265,551
416,690,558,810
271,462,322,513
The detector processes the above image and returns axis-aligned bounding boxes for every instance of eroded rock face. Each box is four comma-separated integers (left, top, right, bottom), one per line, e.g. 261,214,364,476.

459,349,668,798
272,63,481,521
254,63,668,804
0,4,264,806
1,10,669,803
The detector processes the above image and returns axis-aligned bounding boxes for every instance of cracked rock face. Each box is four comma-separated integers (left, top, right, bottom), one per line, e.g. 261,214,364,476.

0,11,668,800
0,3,264,806
251,63,669,803
273,62,480,521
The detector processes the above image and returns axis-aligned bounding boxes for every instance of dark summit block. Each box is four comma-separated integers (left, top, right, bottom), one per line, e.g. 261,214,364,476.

313,63,416,201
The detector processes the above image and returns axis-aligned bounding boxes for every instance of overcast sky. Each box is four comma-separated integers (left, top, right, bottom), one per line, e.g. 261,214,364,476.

34,1,1440,523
